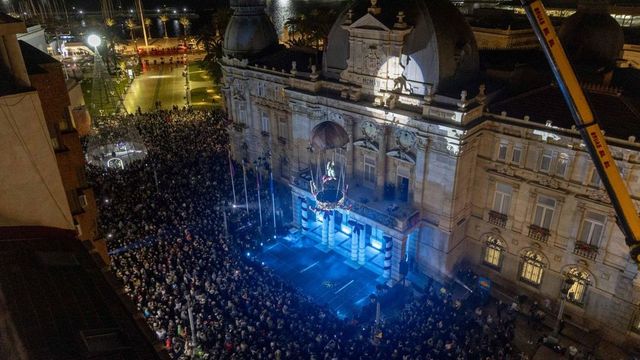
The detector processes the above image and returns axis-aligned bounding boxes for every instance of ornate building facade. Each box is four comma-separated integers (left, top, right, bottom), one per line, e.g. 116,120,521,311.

221,0,640,344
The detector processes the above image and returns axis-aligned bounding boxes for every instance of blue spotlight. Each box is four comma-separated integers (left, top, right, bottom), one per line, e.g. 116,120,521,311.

246,252,250,257
260,242,264,246
273,235,276,239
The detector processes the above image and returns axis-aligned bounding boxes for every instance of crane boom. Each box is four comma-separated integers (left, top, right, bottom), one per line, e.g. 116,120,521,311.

520,0,640,263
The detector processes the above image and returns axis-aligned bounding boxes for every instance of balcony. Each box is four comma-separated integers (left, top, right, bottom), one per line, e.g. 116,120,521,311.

573,241,598,261
528,224,550,243
488,210,508,228
261,131,270,137
277,136,287,145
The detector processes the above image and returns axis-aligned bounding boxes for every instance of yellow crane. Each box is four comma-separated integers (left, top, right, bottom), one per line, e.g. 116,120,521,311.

520,0,640,263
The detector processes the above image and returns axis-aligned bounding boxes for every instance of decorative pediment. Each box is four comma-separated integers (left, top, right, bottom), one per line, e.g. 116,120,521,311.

386,149,416,164
348,13,389,31
353,139,379,152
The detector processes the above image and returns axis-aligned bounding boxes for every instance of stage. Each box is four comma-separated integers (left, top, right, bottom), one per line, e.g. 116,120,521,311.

259,234,385,320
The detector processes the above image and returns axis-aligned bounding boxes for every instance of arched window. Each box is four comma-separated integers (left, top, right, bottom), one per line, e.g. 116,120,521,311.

519,249,546,286
483,235,506,270
565,267,592,306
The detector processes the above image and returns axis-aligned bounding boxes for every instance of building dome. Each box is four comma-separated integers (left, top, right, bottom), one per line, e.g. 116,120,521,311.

559,4,623,71
324,0,479,94
223,0,278,58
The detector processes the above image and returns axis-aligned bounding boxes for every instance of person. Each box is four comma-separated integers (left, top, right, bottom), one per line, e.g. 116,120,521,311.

89,108,518,359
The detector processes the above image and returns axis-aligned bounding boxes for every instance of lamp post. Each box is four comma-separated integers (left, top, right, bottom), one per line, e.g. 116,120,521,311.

553,277,575,336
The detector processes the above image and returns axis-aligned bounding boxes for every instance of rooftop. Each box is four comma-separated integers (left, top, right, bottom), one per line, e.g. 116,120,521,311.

0,226,168,360
488,83,640,140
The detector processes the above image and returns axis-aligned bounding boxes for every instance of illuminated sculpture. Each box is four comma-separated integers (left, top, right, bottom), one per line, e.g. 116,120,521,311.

309,121,350,211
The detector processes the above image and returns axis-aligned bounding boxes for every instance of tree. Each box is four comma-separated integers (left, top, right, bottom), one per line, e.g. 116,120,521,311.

196,8,231,83
284,8,337,50
144,18,152,39
159,15,169,39
179,16,190,38
125,18,136,42
105,17,115,28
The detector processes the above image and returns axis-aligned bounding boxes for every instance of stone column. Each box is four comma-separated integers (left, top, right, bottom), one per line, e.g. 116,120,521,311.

351,222,360,262
301,197,309,231
328,211,336,249
293,195,302,228
383,234,393,279
358,224,366,265
376,126,389,199
413,136,428,205
390,235,407,282
321,211,329,246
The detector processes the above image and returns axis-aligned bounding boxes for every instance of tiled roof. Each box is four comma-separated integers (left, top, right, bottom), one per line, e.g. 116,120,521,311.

0,226,168,360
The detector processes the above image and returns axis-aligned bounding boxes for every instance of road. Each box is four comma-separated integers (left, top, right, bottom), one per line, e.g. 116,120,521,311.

124,62,187,113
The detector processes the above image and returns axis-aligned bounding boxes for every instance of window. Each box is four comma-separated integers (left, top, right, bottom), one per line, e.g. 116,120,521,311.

497,143,508,161
578,211,606,246
79,194,88,208
540,149,553,172
631,311,640,334
565,267,591,306
512,145,522,164
483,235,506,269
520,249,546,286
261,111,270,133
257,82,265,97
238,108,247,124
492,183,512,215
278,119,288,140
589,168,601,187
363,154,376,185
533,195,556,229
555,153,569,177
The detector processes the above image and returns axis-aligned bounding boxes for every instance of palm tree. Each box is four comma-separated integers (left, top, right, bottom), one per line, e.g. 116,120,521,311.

125,18,136,42
284,8,337,50
179,16,190,38
159,14,169,39
144,18,152,39
105,17,115,28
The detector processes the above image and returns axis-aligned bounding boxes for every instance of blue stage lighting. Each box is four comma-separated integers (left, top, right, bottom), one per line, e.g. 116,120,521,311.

260,242,264,246
246,252,250,257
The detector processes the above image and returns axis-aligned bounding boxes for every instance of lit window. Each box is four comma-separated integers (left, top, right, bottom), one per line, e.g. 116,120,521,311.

555,153,569,177
261,111,270,133
540,149,553,172
497,143,508,161
483,235,506,269
492,183,512,215
512,145,522,164
363,154,376,186
578,211,606,246
533,195,555,230
565,267,591,306
520,249,545,286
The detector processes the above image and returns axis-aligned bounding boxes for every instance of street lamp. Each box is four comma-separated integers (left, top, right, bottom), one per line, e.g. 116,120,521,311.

87,34,101,54
553,277,575,336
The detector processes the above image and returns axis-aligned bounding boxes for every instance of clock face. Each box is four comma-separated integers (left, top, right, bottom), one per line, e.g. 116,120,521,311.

396,130,416,149
361,121,378,139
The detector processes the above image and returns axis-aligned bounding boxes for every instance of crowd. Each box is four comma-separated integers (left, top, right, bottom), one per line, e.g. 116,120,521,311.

88,108,518,359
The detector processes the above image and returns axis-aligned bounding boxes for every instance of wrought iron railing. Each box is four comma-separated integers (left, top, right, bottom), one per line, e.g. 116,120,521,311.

573,241,598,261
527,224,550,243
488,210,508,228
